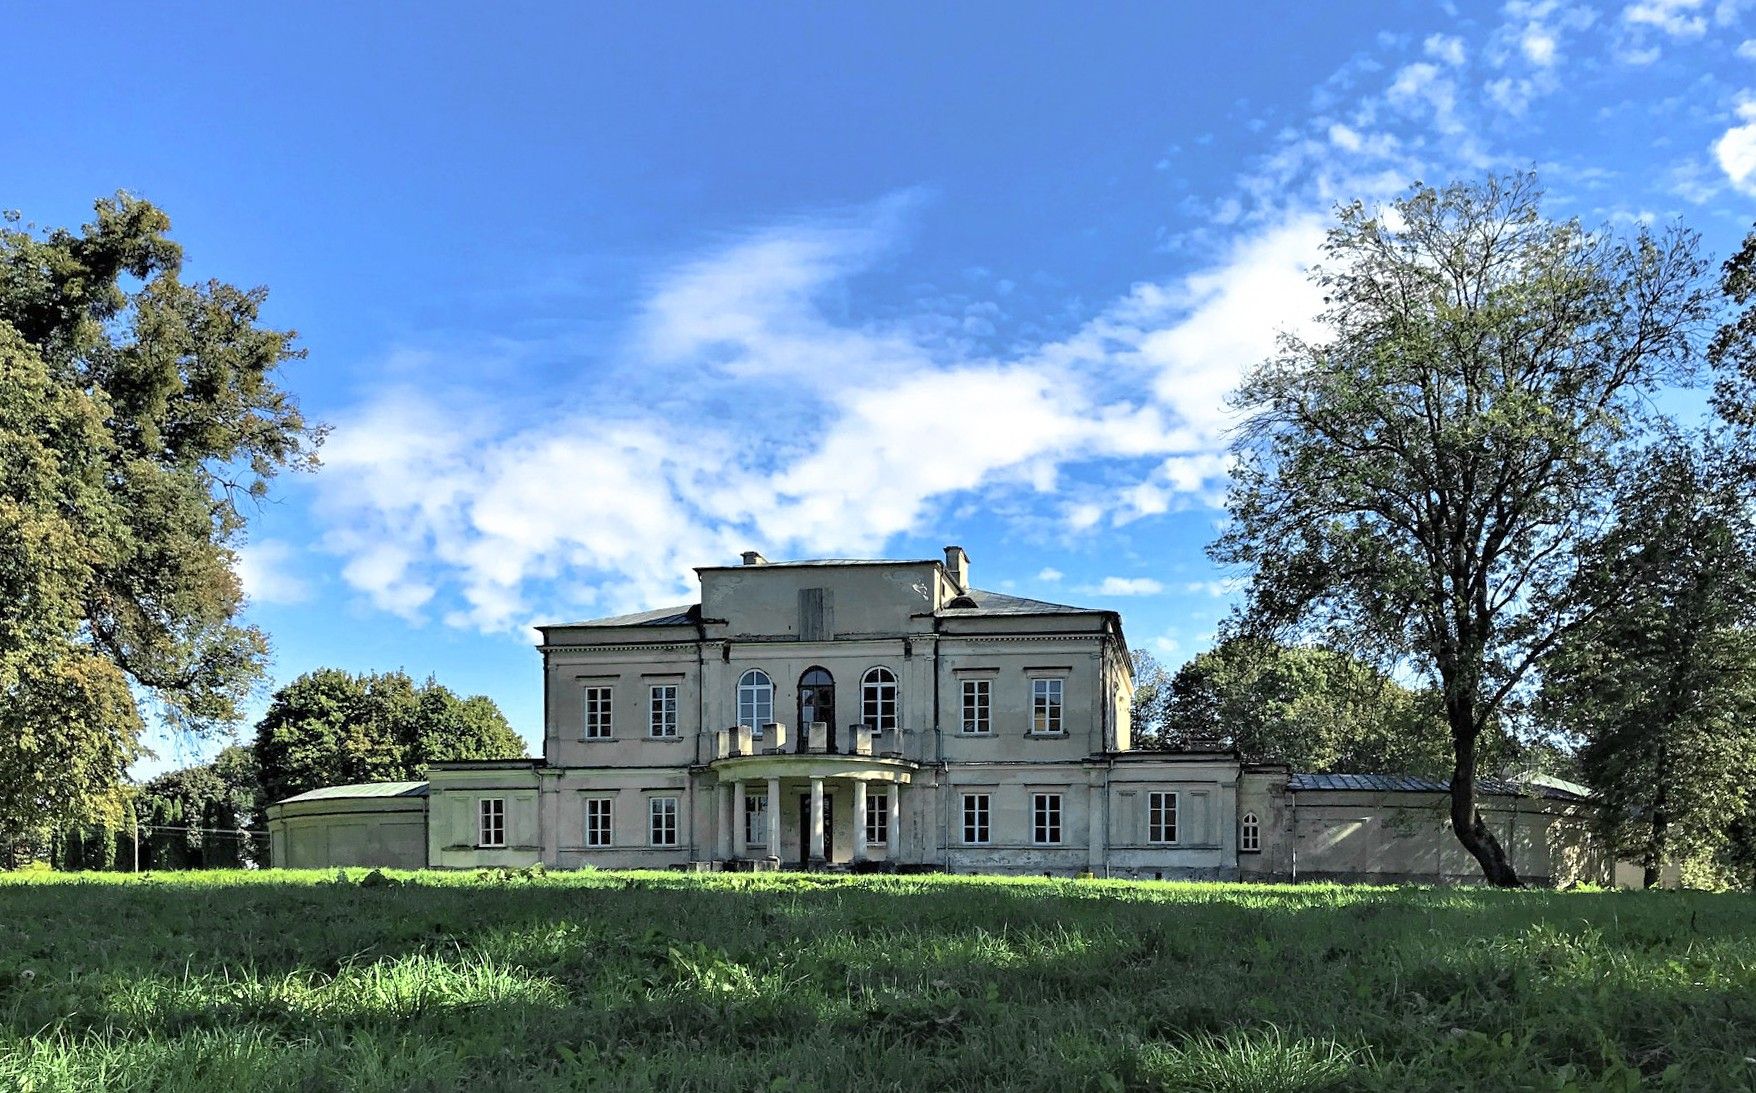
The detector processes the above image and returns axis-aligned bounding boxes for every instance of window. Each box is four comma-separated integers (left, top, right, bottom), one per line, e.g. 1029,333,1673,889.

862,667,899,734
1033,793,1063,845
797,667,835,753
1031,678,1064,735
1240,811,1260,853
960,679,991,734
648,684,679,738
584,798,613,848
583,686,613,739
1148,791,1178,844
737,669,774,737
962,793,990,845
745,793,768,846
649,797,679,846
478,798,506,848
866,791,889,845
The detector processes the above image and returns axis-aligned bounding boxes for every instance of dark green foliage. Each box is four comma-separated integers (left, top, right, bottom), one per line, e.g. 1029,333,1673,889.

1156,640,1457,776
1540,438,1756,887
254,670,527,813
0,872,1753,1090
1213,173,1711,885
1709,225,1756,461
0,196,320,856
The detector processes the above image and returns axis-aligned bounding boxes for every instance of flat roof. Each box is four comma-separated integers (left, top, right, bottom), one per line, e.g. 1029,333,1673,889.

1289,772,1590,802
273,781,429,805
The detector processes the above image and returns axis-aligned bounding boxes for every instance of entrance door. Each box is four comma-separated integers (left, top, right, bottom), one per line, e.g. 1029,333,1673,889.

797,792,835,866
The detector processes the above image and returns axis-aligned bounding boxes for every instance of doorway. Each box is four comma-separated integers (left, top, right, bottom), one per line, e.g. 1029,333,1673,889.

797,792,835,867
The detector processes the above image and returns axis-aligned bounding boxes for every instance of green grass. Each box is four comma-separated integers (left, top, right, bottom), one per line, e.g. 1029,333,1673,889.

0,871,1752,1091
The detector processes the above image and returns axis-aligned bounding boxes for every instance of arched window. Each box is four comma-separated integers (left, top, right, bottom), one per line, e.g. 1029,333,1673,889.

862,666,899,735
737,669,773,738
1240,812,1260,853
797,667,835,753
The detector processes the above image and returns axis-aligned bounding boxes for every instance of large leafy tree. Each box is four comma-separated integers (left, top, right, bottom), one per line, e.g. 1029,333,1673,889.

1539,438,1756,887
254,669,528,817
1213,173,1711,885
1159,640,1456,776
1709,226,1756,467
0,196,319,859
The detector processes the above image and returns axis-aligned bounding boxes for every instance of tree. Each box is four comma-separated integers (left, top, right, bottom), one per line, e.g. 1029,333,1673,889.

1213,173,1711,885
1159,640,1456,775
1709,226,1756,471
0,196,319,857
1538,438,1756,887
1128,650,1175,747
135,745,261,868
254,670,527,817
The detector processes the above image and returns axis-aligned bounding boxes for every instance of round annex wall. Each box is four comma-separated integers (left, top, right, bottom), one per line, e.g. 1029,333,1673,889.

266,782,430,869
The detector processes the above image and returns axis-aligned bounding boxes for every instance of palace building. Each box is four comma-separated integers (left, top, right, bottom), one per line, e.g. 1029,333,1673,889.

268,549,1631,886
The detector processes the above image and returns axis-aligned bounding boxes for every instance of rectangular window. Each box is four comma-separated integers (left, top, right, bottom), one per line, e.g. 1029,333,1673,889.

1033,793,1063,845
478,798,506,848
648,684,679,738
960,679,991,734
583,686,614,739
962,793,990,845
1148,791,1178,844
1031,678,1064,734
745,793,768,846
866,791,889,845
584,798,613,848
649,796,679,846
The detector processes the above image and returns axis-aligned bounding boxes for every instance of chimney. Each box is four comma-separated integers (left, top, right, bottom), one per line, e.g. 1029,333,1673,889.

943,545,970,591
740,551,769,566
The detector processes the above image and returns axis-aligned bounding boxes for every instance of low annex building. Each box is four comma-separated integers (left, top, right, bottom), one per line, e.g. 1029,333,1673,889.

267,549,1627,886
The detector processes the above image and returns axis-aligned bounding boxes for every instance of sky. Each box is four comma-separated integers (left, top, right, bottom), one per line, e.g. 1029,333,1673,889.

6,2,1756,775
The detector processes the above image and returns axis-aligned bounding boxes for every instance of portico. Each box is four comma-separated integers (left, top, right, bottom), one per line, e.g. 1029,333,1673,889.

709,743,917,868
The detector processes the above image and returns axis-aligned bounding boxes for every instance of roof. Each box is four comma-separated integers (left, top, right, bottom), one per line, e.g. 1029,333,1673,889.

1288,772,1590,802
937,588,1101,617
696,558,941,571
273,781,429,805
543,604,700,629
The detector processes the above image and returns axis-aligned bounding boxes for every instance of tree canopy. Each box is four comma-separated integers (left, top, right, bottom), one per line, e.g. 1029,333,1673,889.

0,196,319,854
1148,640,1457,777
1212,173,1711,885
254,670,528,814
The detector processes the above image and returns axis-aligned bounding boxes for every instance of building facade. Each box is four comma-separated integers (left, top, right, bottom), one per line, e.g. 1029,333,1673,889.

269,549,1627,886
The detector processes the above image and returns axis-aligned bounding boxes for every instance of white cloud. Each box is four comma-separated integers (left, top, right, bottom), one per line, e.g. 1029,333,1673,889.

1424,33,1467,66
1036,567,1064,583
1713,97,1756,194
313,200,1328,631
1522,25,1559,65
1739,39,1756,59
1183,580,1235,598
1625,0,1710,37
1083,577,1166,597
234,539,311,606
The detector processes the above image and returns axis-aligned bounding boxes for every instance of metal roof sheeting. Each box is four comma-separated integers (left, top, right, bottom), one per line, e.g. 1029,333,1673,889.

938,588,1099,616
545,604,699,629
1288,772,1590,802
274,781,430,805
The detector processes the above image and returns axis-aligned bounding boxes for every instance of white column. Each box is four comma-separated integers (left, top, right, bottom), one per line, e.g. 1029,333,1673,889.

716,784,731,859
733,780,749,858
809,777,826,864
852,780,868,863
766,777,781,857
889,784,903,863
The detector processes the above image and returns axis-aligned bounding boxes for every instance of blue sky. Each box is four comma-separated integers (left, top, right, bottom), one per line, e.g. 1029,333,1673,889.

7,3,1755,774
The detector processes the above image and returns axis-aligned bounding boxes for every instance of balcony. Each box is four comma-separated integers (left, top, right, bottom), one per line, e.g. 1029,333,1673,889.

712,721,894,760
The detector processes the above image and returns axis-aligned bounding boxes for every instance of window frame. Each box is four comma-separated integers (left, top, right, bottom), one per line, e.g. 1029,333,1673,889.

959,678,992,735
648,682,680,739
861,666,899,735
582,685,614,740
1148,790,1179,845
478,797,506,849
866,791,889,846
1030,677,1065,735
737,669,774,738
1032,792,1063,845
1240,811,1260,854
961,792,991,845
744,792,768,847
648,796,679,847
584,797,613,848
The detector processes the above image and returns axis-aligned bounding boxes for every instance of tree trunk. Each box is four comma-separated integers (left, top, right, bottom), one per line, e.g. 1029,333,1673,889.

1446,702,1522,887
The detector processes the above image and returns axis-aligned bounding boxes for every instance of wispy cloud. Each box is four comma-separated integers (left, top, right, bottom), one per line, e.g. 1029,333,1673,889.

1035,567,1064,583
234,539,311,606
1082,577,1166,597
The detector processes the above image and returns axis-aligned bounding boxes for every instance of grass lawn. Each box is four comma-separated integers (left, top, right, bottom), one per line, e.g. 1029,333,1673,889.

0,871,1752,1091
